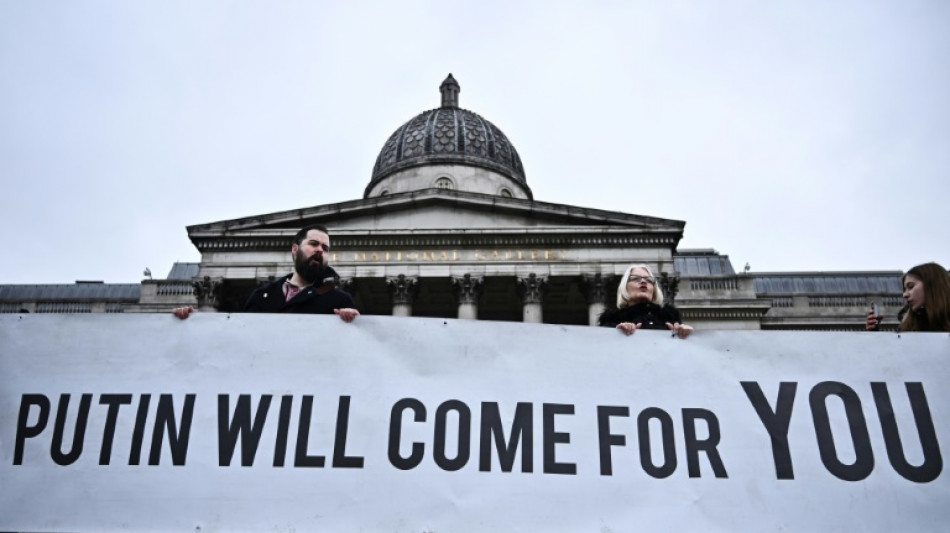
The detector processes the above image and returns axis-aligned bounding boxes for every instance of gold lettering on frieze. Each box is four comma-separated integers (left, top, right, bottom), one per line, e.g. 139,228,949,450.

337,249,570,262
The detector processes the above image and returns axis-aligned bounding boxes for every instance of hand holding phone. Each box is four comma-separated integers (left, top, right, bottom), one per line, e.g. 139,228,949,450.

866,303,882,331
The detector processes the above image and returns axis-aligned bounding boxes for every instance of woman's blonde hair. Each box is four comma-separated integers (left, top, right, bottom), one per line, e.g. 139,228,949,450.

616,264,664,308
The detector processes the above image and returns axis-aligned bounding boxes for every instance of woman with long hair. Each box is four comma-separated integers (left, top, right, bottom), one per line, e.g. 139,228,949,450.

896,262,950,332
598,264,693,339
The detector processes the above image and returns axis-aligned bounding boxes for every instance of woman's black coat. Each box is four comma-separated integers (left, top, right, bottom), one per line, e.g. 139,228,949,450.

598,302,683,330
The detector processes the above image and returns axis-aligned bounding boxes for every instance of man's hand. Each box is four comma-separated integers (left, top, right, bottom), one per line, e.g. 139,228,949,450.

666,322,693,339
334,308,360,323
616,322,641,336
172,306,195,320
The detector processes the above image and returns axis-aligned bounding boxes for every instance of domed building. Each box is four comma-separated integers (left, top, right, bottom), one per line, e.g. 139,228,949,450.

366,74,531,201
1,75,904,329
176,74,708,325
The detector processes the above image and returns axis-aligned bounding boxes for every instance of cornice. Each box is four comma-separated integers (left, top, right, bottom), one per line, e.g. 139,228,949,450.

190,231,682,252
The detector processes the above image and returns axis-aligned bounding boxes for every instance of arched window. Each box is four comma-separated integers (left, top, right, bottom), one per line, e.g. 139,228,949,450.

435,177,454,190
498,188,513,198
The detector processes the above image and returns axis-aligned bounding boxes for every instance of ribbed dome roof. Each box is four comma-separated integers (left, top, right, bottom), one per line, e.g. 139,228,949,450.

366,74,528,197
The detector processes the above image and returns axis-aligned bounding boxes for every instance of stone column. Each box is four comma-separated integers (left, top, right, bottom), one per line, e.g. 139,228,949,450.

192,276,222,311
516,273,546,323
338,277,355,296
658,272,680,305
452,274,483,320
386,274,418,317
580,273,612,326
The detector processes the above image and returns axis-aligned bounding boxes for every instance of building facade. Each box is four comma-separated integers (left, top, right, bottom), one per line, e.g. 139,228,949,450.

0,75,904,330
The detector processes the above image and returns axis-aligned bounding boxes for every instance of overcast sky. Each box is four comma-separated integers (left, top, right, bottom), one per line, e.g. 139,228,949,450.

1,1,947,284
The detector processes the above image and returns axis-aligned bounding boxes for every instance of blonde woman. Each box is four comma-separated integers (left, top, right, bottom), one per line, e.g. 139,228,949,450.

598,264,693,339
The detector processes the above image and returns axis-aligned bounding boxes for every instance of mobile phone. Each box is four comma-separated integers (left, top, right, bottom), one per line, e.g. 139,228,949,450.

871,303,880,318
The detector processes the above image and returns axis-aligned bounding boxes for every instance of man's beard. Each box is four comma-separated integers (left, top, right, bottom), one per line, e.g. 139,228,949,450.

294,251,331,285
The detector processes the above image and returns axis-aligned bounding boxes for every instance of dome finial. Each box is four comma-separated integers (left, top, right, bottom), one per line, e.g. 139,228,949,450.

440,73,460,108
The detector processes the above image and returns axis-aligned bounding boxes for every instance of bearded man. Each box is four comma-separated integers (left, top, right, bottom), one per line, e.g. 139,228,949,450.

173,224,359,322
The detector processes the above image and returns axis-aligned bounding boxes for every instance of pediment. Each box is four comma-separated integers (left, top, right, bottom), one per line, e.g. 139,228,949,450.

188,189,686,253
189,189,683,233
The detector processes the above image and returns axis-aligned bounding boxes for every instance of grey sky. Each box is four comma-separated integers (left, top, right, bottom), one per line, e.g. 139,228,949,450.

1,1,947,284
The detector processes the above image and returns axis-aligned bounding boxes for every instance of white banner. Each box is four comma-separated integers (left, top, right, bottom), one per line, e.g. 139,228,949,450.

1,314,948,532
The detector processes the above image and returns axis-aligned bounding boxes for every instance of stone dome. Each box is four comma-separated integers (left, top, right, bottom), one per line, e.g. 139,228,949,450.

365,74,531,199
